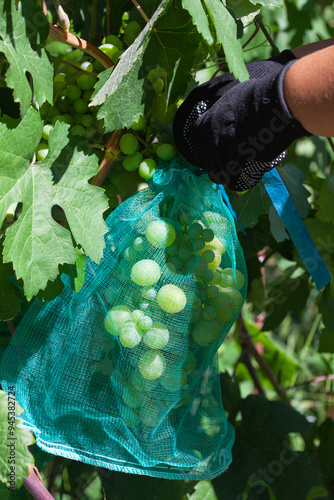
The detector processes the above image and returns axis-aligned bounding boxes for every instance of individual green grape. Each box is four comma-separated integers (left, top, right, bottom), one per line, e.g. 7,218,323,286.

58,96,70,113
137,315,153,332
85,127,97,139
201,228,214,242
193,238,205,251
187,222,203,239
193,319,221,346
121,406,140,428
52,114,72,126
195,256,208,278
80,60,94,72
130,115,145,131
124,21,141,45
143,322,169,349
124,246,138,261
132,309,145,323
123,152,143,171
202,269,214,283
81,114,94,128
138,158,156,179
207,285,219,298
202,305,216,320
99,43,120,61
202,249,215,263
133,237,145,252
36,143,49,161
152,77,164,94
71,125,85,136
119,324,142,348
74,98,88,114
130,259,161,287
145,219,176,248
220,268,245,290
160,370,187,392
157,284,187,314
83,89,93,101
183,353,196,374
156,143,177,161
48,106,60,120
42,124,53,141
66,84,82,101
104,306,133,335
206,250,222,271
138,350,166,380
73,113,83,125
122,385,142,408
178,246,192,260
111,50,123,64
77,74,96,90
139,404,164,427
210,290,235,323
148,68,166,93
119,133,139,155
223,286,244,310
166,242,178,257
104,35,123,50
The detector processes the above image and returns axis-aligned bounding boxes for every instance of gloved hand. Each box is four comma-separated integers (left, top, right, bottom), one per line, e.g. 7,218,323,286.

173,50,311,191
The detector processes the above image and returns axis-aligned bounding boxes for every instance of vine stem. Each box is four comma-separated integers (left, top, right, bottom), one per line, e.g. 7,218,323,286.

131,0,150,23
286,374,334,390
91,130,124,187
89,0,100,45
254,13,280,55
237,315,292,406
23,465,54,500
48,24,113,69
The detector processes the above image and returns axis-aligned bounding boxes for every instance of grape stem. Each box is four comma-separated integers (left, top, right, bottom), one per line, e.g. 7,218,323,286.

131,0,150,23
52,0,70,31
23,465,54,500
48,23,114,70
254,13,280,55
237,314,292,406
91,130,125,186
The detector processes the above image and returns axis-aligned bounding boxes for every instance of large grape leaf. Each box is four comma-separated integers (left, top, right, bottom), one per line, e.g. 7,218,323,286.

0,0,53,115
182,0,214,44
230,183,272,229
204,0,249,81
91,0,201,130
0,108,108,299
0,390,35,489
213,395,330,500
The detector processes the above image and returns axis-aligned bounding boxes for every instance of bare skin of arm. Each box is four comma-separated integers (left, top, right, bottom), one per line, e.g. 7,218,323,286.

284,40,334,137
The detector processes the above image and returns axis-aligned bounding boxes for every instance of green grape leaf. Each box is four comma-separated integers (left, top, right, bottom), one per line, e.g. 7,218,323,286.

279,164,310,220
268,205,289,243
93,1,201,130
0,108,108,300
204,0,249,81
231,183,272,229
263,272,310,331
182,0,214,44
226,0,261,20
0,0,53,115
318,327,334,354
91,0,171,130
0,237,22,321
213,395,328,500
189,480,218,500
316,177,334,223
0,390,35,489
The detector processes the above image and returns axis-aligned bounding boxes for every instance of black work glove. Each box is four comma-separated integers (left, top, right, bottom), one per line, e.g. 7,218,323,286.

173,50,311,191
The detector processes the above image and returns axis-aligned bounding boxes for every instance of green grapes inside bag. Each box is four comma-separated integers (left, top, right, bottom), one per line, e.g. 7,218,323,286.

0,159,247,479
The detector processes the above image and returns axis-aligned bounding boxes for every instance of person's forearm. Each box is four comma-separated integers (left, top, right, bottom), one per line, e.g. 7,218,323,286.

283,44,334,137
292,38,334,58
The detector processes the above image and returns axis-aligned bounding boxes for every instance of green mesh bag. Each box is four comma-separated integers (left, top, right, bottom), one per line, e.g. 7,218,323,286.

0,160,247,480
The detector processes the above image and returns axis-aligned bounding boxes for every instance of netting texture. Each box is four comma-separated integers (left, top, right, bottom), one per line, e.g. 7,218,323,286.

0,161,247,480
